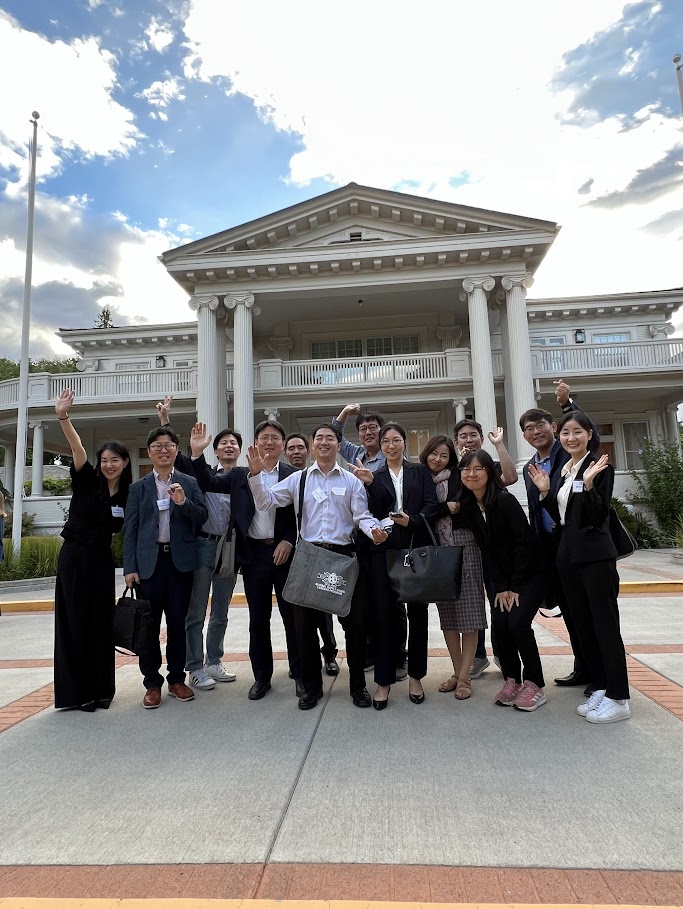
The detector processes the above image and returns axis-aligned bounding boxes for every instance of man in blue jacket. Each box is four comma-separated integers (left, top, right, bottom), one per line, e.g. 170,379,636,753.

124,427,208,709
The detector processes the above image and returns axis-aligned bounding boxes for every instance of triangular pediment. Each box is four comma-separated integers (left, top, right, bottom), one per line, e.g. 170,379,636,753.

162,183,559,261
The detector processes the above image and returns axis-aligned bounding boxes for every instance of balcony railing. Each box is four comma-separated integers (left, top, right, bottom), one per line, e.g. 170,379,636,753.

532,339,683,374
281,353,448,388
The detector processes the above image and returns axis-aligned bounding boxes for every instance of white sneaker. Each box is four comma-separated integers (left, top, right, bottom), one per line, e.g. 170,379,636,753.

577,689,606,717
586,696,631,724
189,669,216,690
204,663,236,683
470,656,490,679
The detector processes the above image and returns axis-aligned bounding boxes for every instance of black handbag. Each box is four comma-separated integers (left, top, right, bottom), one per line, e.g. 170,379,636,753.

609,507,638,560
112,586,153,656
386,514,463,602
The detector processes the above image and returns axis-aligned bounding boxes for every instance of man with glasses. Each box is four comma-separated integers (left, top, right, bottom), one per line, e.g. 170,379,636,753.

453,419,517,679
519,379,596,691
190,420,303,701
123,427,208,709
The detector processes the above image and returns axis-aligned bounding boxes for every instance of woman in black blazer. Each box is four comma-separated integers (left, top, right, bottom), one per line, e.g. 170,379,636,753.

458,450,547,712
529,411,630,724
366,423,439,709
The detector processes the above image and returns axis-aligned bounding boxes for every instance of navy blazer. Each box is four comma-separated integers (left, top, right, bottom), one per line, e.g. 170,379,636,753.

191,455,296,564
123,470,208,579
366,461,439,551
541,458,617,564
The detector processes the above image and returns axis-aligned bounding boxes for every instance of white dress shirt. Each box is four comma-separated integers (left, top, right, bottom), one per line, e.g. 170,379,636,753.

557,453,591,526
388,465,404,513
248,463,279,540
153,469,175,543
248,461,380,545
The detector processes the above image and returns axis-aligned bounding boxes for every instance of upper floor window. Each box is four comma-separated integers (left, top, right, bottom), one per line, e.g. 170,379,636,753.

367,336,419,357
311,336,419,359
116,361,151,371
592,333,630,344
311,340,362,360
531,337,565,346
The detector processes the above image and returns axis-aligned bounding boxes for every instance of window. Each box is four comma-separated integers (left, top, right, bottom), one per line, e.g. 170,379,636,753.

311,341,337,359
337,340,363,358
406,428,431,462
592,333,630,344
622,421,649,471
592,333,630,369
115,361,151,371
367,336,419,356
595,423,615,468
531,337,565,372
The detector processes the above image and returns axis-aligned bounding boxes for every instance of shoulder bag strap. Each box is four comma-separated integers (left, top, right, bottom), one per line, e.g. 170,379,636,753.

419,512,440,547
296,468,308,540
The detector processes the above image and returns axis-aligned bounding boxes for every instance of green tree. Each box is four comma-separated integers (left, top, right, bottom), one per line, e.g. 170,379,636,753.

0,356,78,378
94,307,115,328
629,439,683,543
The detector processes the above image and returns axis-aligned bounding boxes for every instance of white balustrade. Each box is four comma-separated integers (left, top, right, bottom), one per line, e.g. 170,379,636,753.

281,353,448,388
532,339,683,375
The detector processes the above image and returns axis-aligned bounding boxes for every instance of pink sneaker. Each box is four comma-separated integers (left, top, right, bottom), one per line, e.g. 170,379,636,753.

513,680,547,712
495,678,522,706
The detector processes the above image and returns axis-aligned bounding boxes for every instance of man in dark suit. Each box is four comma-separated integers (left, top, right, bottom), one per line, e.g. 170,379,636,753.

190,419,302,700
123,427,208,709
519,379,598,692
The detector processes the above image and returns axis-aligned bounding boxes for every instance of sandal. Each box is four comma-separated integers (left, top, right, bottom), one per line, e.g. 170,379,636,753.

455,679,472,700
439,674,458,693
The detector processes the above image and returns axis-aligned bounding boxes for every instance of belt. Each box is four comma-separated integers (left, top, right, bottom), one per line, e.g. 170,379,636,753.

251,537,275,545
158,543,171,552
313,542,355,555
198,531,221,541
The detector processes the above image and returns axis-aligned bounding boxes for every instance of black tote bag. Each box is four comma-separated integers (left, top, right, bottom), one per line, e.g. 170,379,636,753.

386,514,463,603
112,586,153,656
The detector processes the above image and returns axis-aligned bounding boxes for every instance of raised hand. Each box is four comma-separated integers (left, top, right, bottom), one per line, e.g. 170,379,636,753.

55,389,74,419
168,482,186,505
351,457,373,486
190,422,212,456
553,378,570,406
156,394,173,424
583,453,609,490
528,463,550,493
246,444,266,475
488,426,504,446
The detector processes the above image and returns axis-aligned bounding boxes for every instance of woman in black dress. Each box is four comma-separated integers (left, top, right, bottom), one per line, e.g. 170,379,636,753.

54,389,132,711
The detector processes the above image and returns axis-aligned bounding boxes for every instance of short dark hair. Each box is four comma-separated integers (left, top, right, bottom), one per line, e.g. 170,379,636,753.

213,428,243,451
96,441,133,503
419,434,458,469
518,408,554,432
146,426,179,447
355,411,385,430
312,422,342,442
379,421,407,443
285,433,310,451
459,449,505,506
454,418,484,439
254,419,286,441
556,411,600,452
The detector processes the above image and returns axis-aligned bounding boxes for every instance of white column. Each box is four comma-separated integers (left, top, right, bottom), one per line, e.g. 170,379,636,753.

215,308,229,431
502,274,536,465
666,406,682,456
453,399,467,423
462,277,497,455
189,295,220,465
29,421,45,497
496,294,518,463
3,443,15,494
226,293,259,462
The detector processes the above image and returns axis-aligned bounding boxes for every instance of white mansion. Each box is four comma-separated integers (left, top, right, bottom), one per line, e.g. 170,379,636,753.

1,183,681,531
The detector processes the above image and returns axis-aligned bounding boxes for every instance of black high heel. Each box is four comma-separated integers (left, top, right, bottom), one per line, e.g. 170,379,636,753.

409,679,425,704
373,686,390,710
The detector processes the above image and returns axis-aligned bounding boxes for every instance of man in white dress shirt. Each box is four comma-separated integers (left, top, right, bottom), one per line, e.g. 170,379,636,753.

248,423,387,710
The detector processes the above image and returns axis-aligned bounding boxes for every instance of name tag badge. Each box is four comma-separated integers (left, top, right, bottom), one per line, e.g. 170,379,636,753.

332,487,345,496
157,498,170,511
111,505,125,518
572,480,584,493
312,488,328,504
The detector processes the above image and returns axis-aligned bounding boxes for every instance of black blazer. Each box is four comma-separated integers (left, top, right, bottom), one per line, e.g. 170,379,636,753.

541,457,617,564
190,454,296,565
366,461,439,552
460,488,533,594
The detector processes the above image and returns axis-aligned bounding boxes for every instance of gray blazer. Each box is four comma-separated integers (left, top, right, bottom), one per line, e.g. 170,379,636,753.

123,470,208,579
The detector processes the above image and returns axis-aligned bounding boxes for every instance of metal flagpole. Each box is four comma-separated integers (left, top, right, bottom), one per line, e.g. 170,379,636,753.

11,112,40,554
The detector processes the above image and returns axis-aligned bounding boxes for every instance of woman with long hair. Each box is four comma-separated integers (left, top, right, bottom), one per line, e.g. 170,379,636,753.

529,411,629,723
458,449,546,712
54,389,132,711
365,422,439,709
419,435,486,700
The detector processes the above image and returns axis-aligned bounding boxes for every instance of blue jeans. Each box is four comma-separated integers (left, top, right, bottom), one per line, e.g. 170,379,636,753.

185,538,237,671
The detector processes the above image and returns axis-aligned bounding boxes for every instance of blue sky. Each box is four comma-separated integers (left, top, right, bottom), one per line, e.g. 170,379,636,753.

0,0,681,359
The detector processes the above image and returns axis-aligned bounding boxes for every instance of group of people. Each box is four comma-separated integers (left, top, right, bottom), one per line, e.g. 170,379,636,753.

52,378,631,724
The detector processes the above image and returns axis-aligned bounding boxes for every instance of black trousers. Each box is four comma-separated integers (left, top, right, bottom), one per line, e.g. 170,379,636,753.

314,611,338,660
492,572,546,688
539,531,587,676
242,540,301,682
138,546,194,689
557,556,629,700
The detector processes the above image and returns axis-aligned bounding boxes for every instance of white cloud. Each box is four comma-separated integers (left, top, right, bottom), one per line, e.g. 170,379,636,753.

0,10,140,187
139,77,185,108
145,17,174,53
180,0,683,299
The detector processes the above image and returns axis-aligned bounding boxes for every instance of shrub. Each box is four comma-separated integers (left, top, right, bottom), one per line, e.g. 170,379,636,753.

0,536,62,580
611,498,662,549
23,477,72,497
629,439,683,544
2,512,36,537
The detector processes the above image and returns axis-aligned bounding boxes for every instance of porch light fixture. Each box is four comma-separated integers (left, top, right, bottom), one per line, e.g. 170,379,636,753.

573,329,586,344
155,355,166,368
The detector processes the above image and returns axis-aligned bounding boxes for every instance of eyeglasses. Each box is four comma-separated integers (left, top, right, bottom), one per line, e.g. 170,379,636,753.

459,466,486,476
149,443,177,451
523,421,551,435
257,434,283,443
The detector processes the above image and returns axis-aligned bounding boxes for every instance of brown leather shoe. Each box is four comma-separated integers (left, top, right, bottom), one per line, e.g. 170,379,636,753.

143,687,161,709
168,682,195,702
